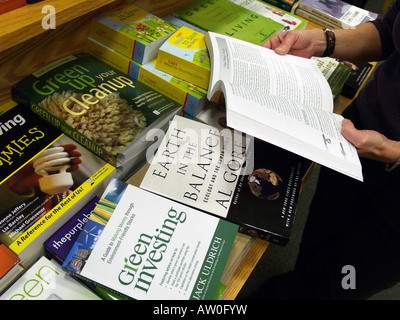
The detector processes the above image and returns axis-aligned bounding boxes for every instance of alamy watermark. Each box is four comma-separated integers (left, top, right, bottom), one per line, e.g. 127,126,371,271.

341,265,356,290
42,5,56,30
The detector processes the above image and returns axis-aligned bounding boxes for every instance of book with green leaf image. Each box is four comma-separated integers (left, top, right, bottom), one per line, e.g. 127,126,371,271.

91,3,178,64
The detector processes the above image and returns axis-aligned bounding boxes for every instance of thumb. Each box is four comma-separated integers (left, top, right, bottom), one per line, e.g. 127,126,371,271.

274,32,297,55
341,119,363,146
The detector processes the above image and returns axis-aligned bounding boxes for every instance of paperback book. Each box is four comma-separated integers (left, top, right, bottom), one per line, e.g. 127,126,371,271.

88,37,207,119
1,256,101,300
62,179,238,300
311,56,352,100
230,0,308,31
11,53,182,180
0,102,115,266
174,0,285,45
204,32,362,181
91,3,178,64
140,115,311,244
43,196,131,300
156,26,211,90
297,0,378,29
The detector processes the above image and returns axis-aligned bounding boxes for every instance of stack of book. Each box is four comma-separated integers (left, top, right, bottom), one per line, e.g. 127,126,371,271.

295,0,378,29
88,3,208,120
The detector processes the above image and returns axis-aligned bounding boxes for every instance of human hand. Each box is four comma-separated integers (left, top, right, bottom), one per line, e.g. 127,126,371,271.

341,119,400,164
262,29,326,58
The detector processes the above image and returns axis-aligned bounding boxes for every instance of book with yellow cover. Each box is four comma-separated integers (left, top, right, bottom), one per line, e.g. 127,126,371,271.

91,3,178,64
156,26,211,90
88,37,208,119
0,102,115,267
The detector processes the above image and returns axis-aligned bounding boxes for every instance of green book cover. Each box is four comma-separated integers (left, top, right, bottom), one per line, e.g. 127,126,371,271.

231,0,308,31
62,179,238,300
174,0,285,45
311,57,352,100
11,54,182,179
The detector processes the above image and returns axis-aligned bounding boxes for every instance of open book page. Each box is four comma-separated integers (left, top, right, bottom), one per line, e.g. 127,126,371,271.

204,32,363,181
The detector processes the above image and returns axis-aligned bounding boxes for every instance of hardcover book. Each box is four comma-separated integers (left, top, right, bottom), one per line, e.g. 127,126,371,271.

140,115,311,244
156,26,211,90
62,179,238,300
0,102,115,266
204,32,362,181
11,53,182,180
297,0,378,29
261,0,301,13
230,0,308,31
174,0,285,45
91,3,178,64
1,256,101,300
88,37,207,119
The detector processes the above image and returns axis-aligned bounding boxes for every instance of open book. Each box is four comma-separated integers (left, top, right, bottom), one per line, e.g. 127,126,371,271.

204,32,363,181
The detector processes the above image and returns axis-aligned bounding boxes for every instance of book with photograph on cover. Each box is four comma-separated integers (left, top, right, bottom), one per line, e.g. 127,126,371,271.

62,178,238,300
0,101,115,267
11,53,182,180
140,115,311,245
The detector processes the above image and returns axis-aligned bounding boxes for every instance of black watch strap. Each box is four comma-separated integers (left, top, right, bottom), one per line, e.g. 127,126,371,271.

322,28,336,57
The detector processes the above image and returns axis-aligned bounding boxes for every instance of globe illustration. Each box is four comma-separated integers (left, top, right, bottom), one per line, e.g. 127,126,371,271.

248,168,283,200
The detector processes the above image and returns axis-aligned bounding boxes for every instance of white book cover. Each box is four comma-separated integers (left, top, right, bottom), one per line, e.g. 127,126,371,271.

1,256,100,300
62,179,238,300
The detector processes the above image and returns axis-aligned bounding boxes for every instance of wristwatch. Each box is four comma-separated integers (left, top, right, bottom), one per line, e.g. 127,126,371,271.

322,28,336,57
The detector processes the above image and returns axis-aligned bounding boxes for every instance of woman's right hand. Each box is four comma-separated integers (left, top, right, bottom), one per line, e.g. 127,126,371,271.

262,29,327,58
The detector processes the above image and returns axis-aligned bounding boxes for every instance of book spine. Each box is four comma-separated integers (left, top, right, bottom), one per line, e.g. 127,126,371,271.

238,225,288,246
297,3,348,28
295,8,341,29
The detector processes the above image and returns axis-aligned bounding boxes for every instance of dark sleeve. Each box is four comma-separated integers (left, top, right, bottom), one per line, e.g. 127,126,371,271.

371,0,400,59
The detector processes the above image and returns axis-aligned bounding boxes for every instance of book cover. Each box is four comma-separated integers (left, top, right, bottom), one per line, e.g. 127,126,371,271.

88,37,207,119
230,0,308,31
0,102,115,266
298,0,378,29
91,3,178,64
156,26,211,90
44,196,98,264
261,0,301,13
11,53,182,180
174,0,285,45
62,178,238,300
341,61,373,99
311,57,352,100
141,115,311,244
43,195,131,300
1,256,101,300
0,243,24,295
162,14,207,34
